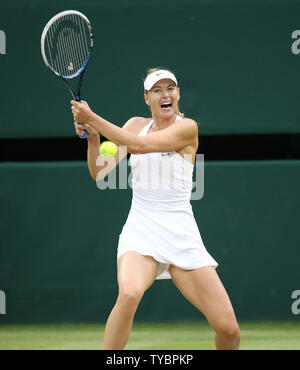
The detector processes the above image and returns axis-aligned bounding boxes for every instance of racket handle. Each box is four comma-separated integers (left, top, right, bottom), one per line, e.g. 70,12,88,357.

76,98,89,139
79,130,88,139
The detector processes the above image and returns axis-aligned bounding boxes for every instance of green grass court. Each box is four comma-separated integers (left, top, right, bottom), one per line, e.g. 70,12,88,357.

0,321,299,350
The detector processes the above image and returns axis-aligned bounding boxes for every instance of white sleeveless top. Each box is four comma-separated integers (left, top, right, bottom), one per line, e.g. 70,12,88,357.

130,116,194,212
117,116,218,279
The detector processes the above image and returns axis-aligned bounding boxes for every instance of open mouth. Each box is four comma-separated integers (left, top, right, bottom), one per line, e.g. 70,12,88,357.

161,102,172,109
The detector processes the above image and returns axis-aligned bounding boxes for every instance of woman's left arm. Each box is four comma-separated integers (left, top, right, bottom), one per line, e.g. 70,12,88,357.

71,100,144,152
71,100,197,153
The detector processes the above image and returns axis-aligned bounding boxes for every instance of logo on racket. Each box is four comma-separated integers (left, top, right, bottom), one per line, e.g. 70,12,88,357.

67,62,74,71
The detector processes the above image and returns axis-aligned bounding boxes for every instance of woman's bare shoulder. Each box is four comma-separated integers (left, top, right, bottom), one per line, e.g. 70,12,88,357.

122,117,152,135
179,117,198,127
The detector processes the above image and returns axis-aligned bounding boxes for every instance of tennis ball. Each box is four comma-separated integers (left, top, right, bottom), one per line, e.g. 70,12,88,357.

99,141,118,157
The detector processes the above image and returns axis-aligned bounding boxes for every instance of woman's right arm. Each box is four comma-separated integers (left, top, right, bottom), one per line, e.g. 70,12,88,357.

87,132,101,180
74,121,104,180
87,132,128,181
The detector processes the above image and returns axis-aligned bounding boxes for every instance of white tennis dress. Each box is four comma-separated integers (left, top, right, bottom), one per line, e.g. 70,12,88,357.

117,116,218,279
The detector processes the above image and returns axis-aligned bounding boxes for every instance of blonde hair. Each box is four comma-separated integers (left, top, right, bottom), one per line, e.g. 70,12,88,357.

144,67,184,118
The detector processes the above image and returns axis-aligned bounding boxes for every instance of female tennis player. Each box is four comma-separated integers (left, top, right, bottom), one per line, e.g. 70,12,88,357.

71,68,241,350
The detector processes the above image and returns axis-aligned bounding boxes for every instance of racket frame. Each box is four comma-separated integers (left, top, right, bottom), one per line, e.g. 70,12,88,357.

41,10,94,137
41,10,93,80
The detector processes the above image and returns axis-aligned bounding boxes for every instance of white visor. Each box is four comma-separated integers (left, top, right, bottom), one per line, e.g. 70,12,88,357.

144,69,178,91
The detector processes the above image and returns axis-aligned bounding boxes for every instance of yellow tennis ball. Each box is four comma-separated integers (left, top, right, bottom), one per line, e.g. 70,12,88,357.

99,141,118,157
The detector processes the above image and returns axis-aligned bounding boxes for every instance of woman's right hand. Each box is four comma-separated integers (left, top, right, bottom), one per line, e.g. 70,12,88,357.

74,121,98,138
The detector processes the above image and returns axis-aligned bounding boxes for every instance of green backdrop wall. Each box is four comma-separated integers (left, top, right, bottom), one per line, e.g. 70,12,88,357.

0,160,299,323
1,0,300,137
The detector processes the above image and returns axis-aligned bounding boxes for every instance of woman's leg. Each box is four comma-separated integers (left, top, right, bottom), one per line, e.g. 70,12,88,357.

102,251,158,349
169,266,241,350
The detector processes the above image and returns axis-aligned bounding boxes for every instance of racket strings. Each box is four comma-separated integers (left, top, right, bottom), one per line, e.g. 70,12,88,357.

45,14,91,77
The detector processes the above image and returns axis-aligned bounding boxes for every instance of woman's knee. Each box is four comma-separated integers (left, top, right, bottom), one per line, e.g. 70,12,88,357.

214,318,241,341
117,288,144,312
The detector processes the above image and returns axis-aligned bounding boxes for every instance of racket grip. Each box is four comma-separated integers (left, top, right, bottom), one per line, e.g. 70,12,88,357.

79,130,88,139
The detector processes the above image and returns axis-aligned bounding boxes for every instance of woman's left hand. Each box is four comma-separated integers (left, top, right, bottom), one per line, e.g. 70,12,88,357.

71,100,94,124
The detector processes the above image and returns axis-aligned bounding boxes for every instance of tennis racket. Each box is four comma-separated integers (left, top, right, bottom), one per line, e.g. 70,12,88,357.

41,10,94,138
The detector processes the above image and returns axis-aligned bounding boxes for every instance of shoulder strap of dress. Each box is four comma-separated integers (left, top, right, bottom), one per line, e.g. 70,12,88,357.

139,116,181,136
138,119,153,136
